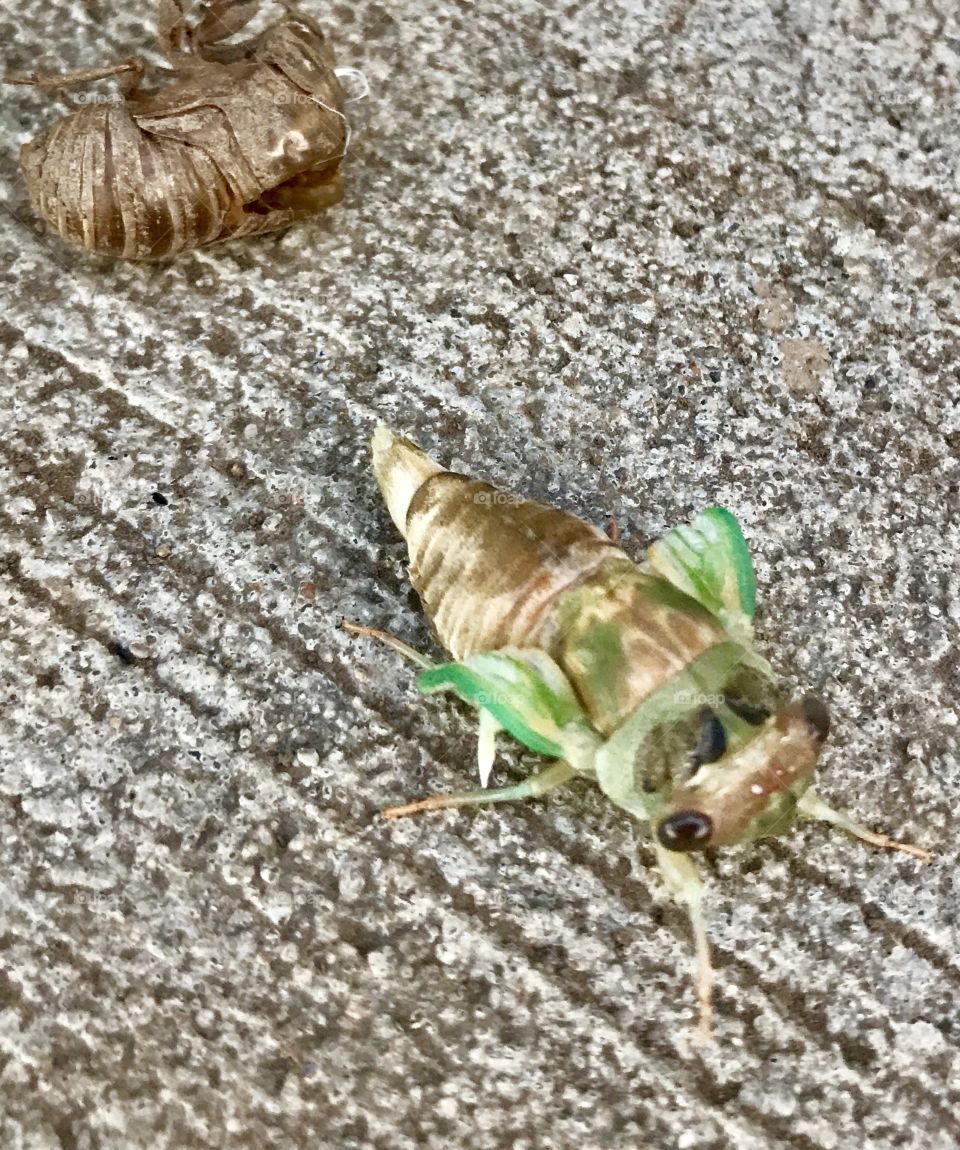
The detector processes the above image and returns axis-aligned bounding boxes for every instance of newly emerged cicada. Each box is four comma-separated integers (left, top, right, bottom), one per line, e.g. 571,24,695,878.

345,428,930,1038
4,0,348,259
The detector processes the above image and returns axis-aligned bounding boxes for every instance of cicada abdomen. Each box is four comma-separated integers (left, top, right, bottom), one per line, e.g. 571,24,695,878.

375,429,731,736
346,427,930,1039
375,428,626,660
6,1,347,260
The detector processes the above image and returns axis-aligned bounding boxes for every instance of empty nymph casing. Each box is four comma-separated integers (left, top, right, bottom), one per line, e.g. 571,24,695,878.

346,427,929,1037
5,1,347,259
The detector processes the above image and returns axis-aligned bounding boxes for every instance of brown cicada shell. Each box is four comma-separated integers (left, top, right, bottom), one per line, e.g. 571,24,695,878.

4,0,348,260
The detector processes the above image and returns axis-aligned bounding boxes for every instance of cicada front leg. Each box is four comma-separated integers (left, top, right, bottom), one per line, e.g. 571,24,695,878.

655,844,715,1044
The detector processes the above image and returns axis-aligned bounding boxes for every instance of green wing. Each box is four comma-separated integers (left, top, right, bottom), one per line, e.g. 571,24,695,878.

417,648,598,769
646,506,757,638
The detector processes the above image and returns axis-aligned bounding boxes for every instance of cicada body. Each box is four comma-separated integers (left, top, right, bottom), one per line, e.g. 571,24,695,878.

5,1,347,259
347,428,930,1037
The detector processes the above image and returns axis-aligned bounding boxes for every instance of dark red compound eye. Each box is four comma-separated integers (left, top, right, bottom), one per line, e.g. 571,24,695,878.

657,810,713,852
801,695,831,742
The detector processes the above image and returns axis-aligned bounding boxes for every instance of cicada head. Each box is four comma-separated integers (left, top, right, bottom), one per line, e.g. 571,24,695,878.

654,694,831,852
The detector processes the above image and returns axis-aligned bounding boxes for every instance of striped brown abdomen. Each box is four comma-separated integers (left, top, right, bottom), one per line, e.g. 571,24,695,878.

21,106,237,259
376,427,728,734
405,472,627,661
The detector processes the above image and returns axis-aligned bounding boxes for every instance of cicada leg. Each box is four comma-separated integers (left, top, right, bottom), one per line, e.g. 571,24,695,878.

797,791,931,862
156,0,190,58
191,0,259,49
655,843,715,1043
4,58,145,97
341,619,436,670
157,0,258,62
382,761,575,820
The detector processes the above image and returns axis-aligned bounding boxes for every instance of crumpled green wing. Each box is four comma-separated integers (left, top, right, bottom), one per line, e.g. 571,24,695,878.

416,648,597,767
646,506,757,638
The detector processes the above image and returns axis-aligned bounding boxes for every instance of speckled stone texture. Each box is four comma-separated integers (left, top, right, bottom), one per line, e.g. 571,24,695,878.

1,0,958,1147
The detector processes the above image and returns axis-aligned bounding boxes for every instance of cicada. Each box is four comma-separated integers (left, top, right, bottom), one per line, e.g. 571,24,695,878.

4,0,347,259
345,428,929,1038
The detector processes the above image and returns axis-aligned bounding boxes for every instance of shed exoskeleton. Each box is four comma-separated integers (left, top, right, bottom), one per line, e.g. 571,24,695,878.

4,0,347,259
345,427,930,1038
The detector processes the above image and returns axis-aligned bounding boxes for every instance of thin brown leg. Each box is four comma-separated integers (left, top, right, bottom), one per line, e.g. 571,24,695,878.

341,619,435,670
192,0,260,50
5,58,145,91
798,791,932,862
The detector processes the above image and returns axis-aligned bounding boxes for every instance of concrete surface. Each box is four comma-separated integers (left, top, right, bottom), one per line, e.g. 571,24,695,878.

1,0,959,1147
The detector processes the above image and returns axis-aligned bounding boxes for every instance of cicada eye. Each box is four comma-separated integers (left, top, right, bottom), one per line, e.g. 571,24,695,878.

657,810,714,852
691,708,726,766
802,694,831,742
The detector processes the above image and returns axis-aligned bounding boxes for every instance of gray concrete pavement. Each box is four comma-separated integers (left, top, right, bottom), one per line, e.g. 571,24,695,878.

1,1,958,1147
